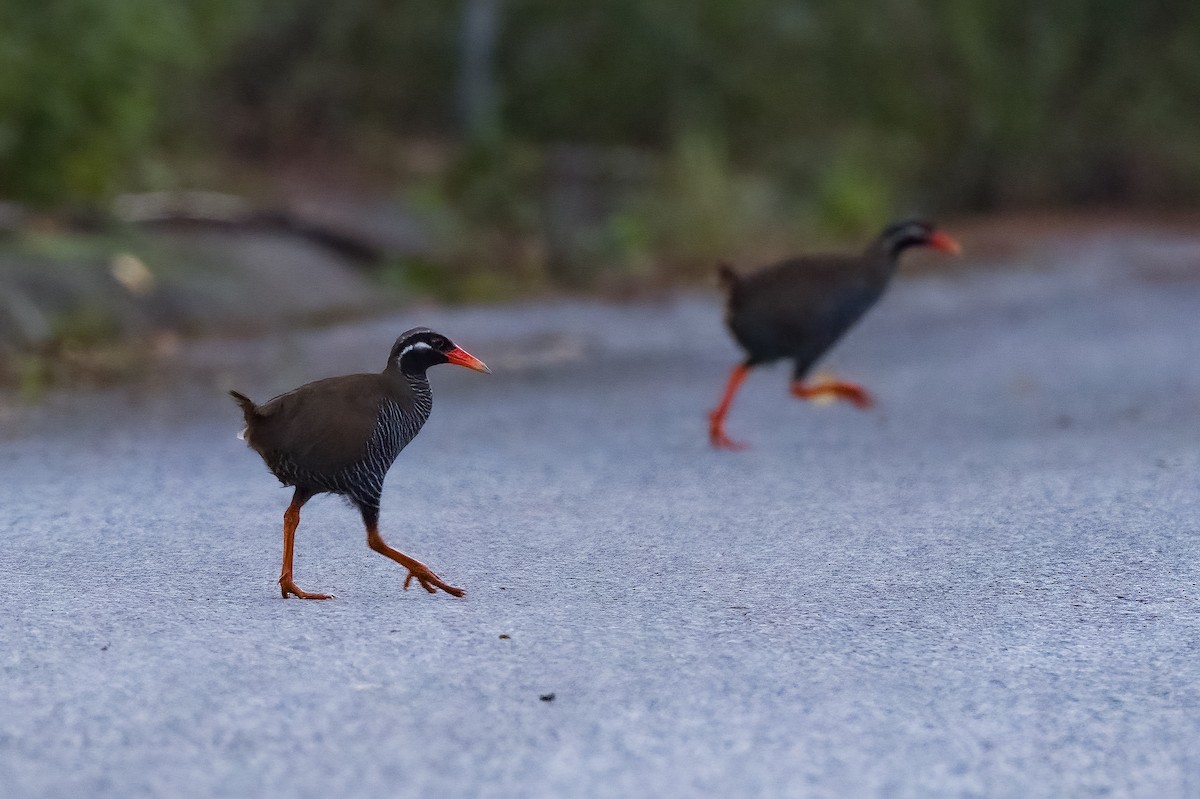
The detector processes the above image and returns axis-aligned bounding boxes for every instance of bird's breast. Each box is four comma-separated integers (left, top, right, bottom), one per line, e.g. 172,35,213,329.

373,390,432,461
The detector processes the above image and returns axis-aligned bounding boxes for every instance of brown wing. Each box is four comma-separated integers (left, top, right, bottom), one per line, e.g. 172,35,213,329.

247,373,386,474
727,254,885,361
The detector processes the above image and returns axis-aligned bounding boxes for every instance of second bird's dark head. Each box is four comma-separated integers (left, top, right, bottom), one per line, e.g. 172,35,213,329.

875,220,962,259
387,328,491,376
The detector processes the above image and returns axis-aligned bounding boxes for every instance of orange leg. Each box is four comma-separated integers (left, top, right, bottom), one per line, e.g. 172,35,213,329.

366,523,465,597
790,379,875,410
708,363,752,450
279,490,334,600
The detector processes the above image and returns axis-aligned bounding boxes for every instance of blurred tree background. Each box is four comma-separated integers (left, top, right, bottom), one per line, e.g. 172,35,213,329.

1,0,1199,282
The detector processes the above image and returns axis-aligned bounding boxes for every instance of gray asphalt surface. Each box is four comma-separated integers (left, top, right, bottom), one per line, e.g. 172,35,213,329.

3,231,1200,798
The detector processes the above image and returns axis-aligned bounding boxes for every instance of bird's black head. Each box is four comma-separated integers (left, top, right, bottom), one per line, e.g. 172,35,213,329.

387,327,491,376
875,219,962,259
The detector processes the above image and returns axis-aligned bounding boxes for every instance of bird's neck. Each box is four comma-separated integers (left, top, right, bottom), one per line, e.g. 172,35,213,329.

861,243,903,279
868,230,926,262
383,365,431,392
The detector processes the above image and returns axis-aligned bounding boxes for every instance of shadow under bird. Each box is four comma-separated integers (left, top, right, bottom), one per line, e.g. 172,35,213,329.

709,219,961,449
230,328,490,599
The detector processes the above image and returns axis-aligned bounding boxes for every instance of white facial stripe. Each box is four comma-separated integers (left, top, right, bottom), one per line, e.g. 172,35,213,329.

398,341,435,359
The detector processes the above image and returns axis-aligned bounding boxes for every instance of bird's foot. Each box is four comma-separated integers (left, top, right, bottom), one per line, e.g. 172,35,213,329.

402,560,465,597
710,430,749,450
791,379,875,410
708,412,748,450
279,576,335,600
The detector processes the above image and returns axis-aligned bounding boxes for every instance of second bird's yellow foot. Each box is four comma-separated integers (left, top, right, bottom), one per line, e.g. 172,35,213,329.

791,380,875,410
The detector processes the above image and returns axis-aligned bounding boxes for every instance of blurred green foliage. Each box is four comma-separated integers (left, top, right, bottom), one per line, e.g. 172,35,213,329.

1,0,1198,218
0,0,244,202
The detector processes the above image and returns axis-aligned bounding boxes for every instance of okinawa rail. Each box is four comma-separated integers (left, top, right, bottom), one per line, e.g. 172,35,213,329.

231,327,490,599
709,220,961,449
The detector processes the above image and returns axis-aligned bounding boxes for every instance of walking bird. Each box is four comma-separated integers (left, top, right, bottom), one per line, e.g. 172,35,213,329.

231,328,490,599
709,220,960,449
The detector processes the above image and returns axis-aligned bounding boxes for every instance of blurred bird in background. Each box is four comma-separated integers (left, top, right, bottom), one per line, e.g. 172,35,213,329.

709,220,961,449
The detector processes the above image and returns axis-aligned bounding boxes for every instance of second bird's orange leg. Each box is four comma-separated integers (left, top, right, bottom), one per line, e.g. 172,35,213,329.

790,379,875,409
709,364,752,450
279,491,334,600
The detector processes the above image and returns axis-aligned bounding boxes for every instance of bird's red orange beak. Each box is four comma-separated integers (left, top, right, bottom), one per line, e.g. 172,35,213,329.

928,230,962,255
446,346,491,374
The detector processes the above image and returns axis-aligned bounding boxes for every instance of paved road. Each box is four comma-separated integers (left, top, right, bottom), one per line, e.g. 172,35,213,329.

3,231,1200,798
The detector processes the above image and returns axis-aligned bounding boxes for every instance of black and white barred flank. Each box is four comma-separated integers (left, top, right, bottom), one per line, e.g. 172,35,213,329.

272,381,433,512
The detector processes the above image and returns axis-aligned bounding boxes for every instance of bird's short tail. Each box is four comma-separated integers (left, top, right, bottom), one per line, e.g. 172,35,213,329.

229,390,256,440
717,262,738,293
